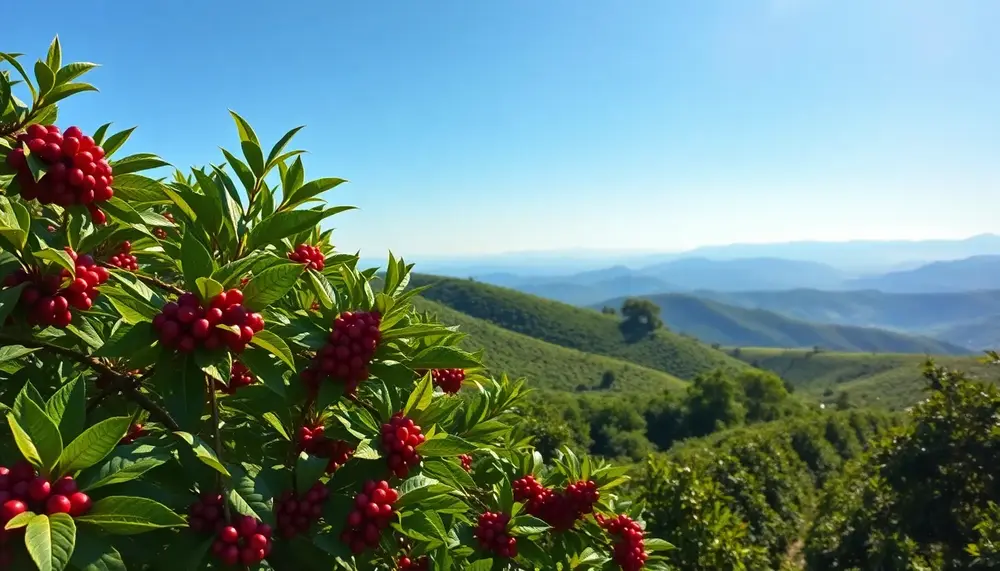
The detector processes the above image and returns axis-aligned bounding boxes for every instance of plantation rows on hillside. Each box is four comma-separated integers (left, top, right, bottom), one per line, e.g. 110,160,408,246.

409,275,747,380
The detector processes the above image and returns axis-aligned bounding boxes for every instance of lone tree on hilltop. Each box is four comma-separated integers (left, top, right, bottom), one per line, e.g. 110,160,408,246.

620,297,663,340
601,306,617,315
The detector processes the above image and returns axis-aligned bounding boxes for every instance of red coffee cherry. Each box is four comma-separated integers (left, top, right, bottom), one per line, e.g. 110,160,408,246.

68,492,92,517
301,311,381,397
597,513,647,571
431,368,466,394
210,515,271,567
119,423,148,445
475,511,517,558
187,492,225,534
217,360,255,394
152,289,263,353
297,424,355,474
107,242,139,271
459,454,473,472
397,554,429,570
275,481,329,538
6,125,113,221
340,481,398,554
1,251,108,329
287,244,325,271
380,412,424,478
513,475,599,532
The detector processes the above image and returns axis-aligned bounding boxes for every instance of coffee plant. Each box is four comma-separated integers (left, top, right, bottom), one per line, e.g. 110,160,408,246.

0,38,674,570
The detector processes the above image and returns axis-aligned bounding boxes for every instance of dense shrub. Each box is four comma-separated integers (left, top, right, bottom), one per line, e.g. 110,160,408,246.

0,38,673,570
805,361,1000,570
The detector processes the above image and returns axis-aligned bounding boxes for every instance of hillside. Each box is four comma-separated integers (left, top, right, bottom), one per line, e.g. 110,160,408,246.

411,297,687,394
728,347,1000,410
408,275,748,380
592,293,970,354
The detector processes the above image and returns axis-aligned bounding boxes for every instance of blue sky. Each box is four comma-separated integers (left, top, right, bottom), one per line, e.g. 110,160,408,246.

7,1,1000,258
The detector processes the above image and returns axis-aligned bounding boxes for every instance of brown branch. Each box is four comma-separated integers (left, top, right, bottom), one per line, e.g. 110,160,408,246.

0,333,181,431
98,264,184,296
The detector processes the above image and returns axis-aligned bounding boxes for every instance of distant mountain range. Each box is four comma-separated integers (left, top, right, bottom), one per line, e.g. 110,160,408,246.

374,234,1000,278
590,293,969,355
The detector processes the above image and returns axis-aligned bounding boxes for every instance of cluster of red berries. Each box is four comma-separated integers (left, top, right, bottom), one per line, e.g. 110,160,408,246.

216,361,256,395
107,241,138,272
512,475,600,531
301,311,381,396
297,424,355,474
475,512,517,558
119,423,148,445
341,480,399,554
5,125,113,224
210,515,272,567
2,249,108,328
397,554,429,570
187,492,226,534
597,514,647,571
459,454,473,472
380,413,424,478
153,212,174,239
152,290,264,353
288,244,325,271
431,368,466,394
275,481,330,538
0,462,91,521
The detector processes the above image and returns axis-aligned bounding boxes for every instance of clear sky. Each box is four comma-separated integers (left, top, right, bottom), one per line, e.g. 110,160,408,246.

7,1,1000,258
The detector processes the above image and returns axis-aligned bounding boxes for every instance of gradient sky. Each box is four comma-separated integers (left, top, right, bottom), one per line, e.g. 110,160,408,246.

7,1,999,258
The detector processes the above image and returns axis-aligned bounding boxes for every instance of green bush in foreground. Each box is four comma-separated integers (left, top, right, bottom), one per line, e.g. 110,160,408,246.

0,38,672,570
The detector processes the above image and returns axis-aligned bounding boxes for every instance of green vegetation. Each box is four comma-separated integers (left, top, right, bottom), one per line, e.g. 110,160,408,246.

639,409,901,570
410,274,748,380
594,293,969,354
728,347,1000,410
805,362,1000,569
413,297,688,395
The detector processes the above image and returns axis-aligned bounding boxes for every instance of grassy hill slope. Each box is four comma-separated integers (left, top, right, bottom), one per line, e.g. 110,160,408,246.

412,297,688,394
728,347,1000,410
409,275,748,380
593,293,969,355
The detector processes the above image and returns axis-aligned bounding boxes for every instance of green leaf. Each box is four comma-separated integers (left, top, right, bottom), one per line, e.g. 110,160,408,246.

241,141,265,178
296,452,329,492
228,465,274,525
417,434,478,458
55,62,98,85
6,511,36,530
404,372,434,415
266,126,304,169
35,247,76,275
152,356,205,431
306,268,335,309
194,349,231,384
509,515,550,536
25,513,75,571
70,527,127,571
172,432,229,478
237,347,286,397
181,232,214,291
246,207,354,251
46,37,62,74
0,345,39,362
0,282,26,324
94,322,157,358
43,82,97,105
45,378,85,444
57,417,131,476
34,59,55,96
0,53,36,99
101,127,135,159
65,321,103,350
644,538,674,552
76,443,171,492
91,123,111,146
242,262,303,311
229,110,260,145
107,172,170,199
75,496,186,535
220,148,255,193
466,559,493,571
248,330,295,370
9,399,63,475
102,290,160,325
409,346,482,370
281,177,347,210
195,277,223,305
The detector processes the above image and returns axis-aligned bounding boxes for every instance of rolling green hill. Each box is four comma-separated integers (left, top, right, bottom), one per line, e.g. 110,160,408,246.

412,297,688,395
409,275,748,380
728,347,1000,410
592,293,970,355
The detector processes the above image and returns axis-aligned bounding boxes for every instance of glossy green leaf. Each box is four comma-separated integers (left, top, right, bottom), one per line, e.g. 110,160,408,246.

45,378,85,444
242,262,303,311
248,330,295,370
75,496,186,535
25,513,75,571
172,432,229,477
181,232,214,291
57,417,131,476
9,398,62,474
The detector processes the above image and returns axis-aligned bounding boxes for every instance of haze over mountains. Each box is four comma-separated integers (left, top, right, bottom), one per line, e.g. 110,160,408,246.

383,235,1000,353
